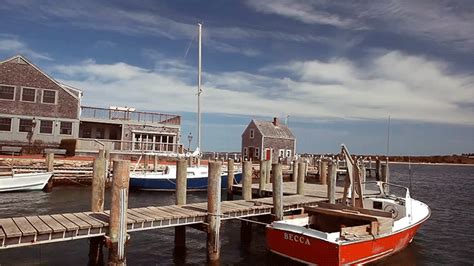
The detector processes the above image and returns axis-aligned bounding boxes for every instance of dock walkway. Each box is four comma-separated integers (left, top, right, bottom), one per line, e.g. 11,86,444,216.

232,181,344,198
0,194,321,249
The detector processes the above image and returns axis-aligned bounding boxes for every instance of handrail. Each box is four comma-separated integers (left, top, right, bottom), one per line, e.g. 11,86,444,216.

80,106,181,125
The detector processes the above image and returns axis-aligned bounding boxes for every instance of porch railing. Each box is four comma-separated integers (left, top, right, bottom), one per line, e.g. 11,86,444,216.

80,106,181,125
77,138,183,153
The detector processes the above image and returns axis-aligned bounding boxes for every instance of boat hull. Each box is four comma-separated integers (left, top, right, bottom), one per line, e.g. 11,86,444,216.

266,219,426,266
0,172,53,192
130,173,242,191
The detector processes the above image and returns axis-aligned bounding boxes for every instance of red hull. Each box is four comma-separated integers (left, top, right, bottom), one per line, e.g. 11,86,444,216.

266,222,424,265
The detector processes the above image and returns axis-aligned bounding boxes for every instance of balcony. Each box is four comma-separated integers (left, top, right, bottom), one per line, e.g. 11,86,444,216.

80,106,181,126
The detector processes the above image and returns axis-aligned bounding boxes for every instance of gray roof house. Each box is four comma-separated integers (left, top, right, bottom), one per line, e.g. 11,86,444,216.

241,117,296,163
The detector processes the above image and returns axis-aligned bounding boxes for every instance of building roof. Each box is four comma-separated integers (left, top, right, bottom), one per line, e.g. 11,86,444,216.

0,54,81,99
252,119,295,139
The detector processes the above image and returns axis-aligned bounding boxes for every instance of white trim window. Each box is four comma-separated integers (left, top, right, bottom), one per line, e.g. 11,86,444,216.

286,149,292,158
255,147,259,158
42,89,57,104
40,120,53,134
60,121,73,135
279,149,285,157
0,86,15,100
21,87,36,102
0,117,12,131
244,147,248,157
250,129,254,139
19,119,33,132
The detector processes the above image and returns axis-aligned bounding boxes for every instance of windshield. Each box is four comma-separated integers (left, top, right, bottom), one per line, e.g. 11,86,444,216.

382,183,408,198
362,182,382,196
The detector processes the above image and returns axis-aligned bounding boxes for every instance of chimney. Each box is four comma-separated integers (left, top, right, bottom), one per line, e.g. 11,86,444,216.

272,117,279,126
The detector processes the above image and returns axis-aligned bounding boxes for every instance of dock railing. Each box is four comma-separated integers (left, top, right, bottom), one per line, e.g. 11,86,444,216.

80,106,181,125
76,138,183,154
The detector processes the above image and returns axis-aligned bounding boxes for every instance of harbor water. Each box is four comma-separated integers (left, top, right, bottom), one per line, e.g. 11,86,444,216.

0,164,473,265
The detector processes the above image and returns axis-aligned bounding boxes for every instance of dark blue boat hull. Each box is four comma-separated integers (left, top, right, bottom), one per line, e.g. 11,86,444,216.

130,173,242,191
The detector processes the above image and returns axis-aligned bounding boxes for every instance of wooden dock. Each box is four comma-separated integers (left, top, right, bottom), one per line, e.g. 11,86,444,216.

0,195,321,250
232,181,344,198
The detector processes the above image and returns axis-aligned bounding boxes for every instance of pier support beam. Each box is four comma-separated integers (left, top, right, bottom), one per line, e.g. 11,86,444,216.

272,163,283,221
227,159,234,200
376,157,381,181
292,160,298,182
45,152,54,191
381,158,389,183
175,159,187,250
89,149,106,266
242,161,252,200
320,160,328,185
327,160,337,204
207,161,222,263
265,160,272,184
297,162,305,195
107,160,130,266
258,160,267,197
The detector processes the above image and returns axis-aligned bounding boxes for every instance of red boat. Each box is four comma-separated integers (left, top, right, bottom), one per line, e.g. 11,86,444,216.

266,181,431,265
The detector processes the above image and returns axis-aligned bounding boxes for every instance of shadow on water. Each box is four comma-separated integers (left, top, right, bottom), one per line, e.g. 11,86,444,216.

0,164,473,265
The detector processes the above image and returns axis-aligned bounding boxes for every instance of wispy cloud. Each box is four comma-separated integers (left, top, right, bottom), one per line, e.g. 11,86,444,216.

0,36,53,60
54,51,474,125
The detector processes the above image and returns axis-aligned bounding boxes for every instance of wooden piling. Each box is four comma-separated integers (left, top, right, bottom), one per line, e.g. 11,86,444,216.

45,152,54,190
292,160,298,182
381,159,389,183
327,160,337,204
297,162,305,195
89,149,106,266
242,161,252,200
226,159,235,200
265,160,272,184
154,155,159,171
320,160,328,185
108,160,130,265
143,155,149,171
272,163,283,221
376,158,381,181
259,160,267,197
175,159,187,249
207,161,222,262
360,161,367,183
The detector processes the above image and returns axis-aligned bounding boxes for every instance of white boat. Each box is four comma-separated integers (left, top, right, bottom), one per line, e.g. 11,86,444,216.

0,172,53,192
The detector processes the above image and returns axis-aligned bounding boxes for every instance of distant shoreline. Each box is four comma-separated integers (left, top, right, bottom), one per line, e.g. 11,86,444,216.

389,161,474,167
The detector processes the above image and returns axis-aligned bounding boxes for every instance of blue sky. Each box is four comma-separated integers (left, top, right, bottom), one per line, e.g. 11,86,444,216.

1,0,473,155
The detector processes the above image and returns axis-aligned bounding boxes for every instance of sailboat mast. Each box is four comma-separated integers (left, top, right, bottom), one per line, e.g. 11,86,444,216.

197,23,202,166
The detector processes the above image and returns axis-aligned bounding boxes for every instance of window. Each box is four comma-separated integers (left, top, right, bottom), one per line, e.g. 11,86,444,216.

21,88,36,102
40,120,53,134
255,147,259,158
19,119,33,132
42,90,57,104
250,129,254,139
279,149,285,157
286,149,292,158
0,86,15,100
60,121,72,135
0,118,12,131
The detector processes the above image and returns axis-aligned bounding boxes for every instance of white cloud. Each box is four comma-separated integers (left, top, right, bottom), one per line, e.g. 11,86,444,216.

54,51,474,125
0,37,52,60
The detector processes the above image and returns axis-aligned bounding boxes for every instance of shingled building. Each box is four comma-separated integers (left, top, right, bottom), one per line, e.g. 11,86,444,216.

241,117,296,163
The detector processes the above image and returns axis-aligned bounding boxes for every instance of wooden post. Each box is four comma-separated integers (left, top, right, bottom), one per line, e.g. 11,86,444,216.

207,161,222,263
154,155,159,171
272,163,283,221
376,157,381,181
143,154,149,171
360,161,367,183
292,160,298,182
320,160,328,185
45,152,54,190
226,159,235,200
327,160,337,204
89,149,106,266
259,160,267,197
175,159,187,249
242,161,252,200
108,160,130,265
297,162,305,195
266,160,272,184
381,159,389,183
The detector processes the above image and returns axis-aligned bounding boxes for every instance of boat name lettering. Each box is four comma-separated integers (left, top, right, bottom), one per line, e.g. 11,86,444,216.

283,232,310,245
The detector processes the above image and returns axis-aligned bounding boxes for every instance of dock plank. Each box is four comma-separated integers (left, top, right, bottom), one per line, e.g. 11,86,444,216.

146,207,178,219
38,215,66,233
63,213,91,230
128,209,154,222
12,217,36,236
0,219,22,238
74,213,104,228
25,216,52,234
51,214,79,231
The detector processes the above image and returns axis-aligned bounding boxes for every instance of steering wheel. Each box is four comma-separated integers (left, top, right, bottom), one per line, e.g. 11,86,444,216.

384,205,399,219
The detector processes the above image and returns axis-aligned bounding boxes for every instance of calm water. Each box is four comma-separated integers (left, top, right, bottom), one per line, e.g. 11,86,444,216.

0,164,473,265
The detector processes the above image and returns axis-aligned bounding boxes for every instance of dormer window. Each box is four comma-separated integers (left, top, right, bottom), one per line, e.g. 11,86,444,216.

21,87,36,102
42,90,57,104
250,129,254,139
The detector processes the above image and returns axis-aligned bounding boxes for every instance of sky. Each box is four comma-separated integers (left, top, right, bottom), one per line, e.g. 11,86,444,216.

0,0,473,155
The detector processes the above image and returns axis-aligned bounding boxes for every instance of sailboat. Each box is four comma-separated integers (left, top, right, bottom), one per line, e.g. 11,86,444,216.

130,23,242,190
266,145,430,265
